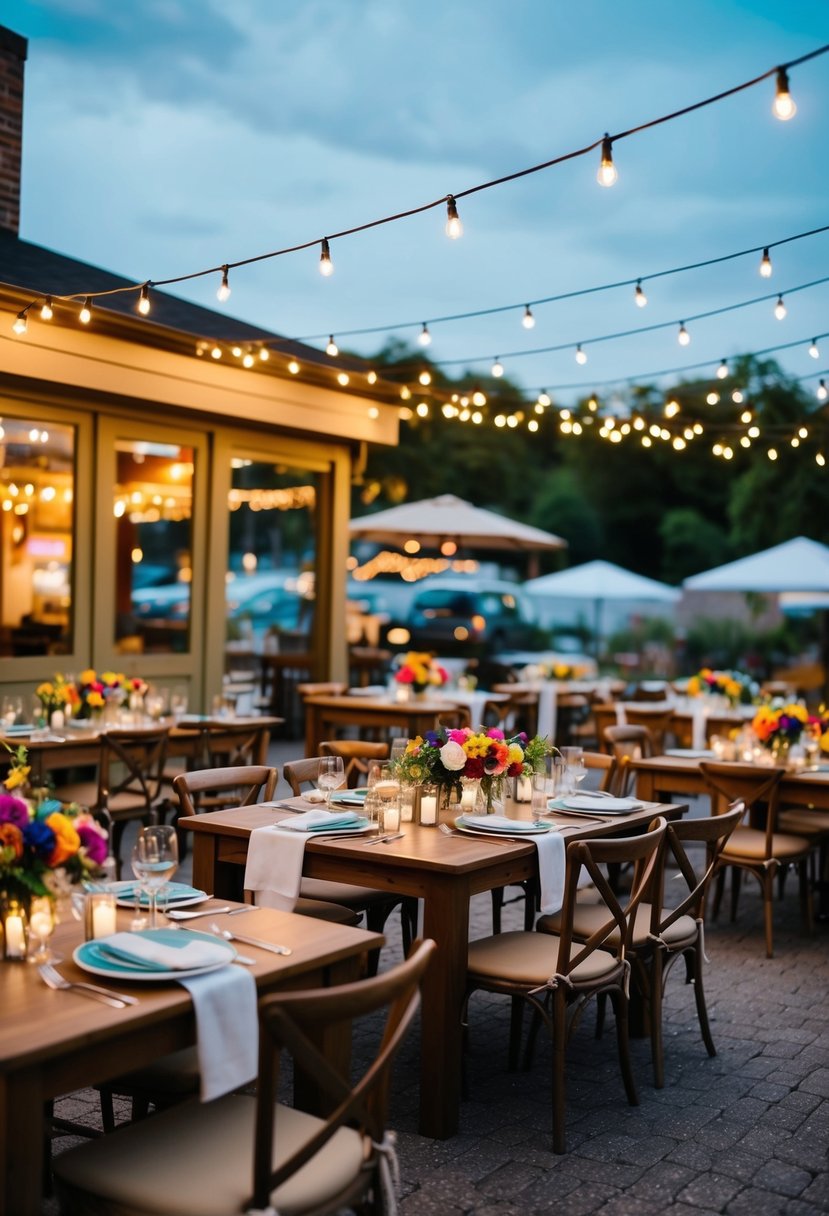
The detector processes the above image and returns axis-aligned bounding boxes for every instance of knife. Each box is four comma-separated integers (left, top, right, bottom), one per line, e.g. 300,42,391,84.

223,931,292,957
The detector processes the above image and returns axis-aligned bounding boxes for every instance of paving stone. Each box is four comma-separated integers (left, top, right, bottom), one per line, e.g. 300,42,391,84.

627,1160,700,1203
676,1171,742,1209
751,1160,813,1199
725,1185,795,1214
797,1068,829,1098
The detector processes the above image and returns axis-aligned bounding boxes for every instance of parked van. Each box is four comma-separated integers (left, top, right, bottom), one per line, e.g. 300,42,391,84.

403,579,539,652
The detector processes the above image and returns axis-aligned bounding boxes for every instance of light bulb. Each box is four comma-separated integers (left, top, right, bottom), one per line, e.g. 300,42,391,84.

677,323,690,346
472,389,486,406
774,295,787,320
491,359,504,378
418,323,432,347
326,335,339,357
445,195,463,239
242,350,255,368
79,297,92,324
12,310,27,335
40,296,53,321
773,67,797,121
522,305,535,330
596,134,618,187
418,370,431,386
537,391,551,407
337,372,350,386
575,344,587,365
707,392,719,404
367,370,377,384
809,339,820,359
319,238,334,277
817,379,827,401
817,452,826,467
288,359,300,374
759,248,772,278
716,359,728,380
211,345,222,359
258,347,269,361
217,266,231,302
634,280,647,308
138,283,151,315
732,390,744,403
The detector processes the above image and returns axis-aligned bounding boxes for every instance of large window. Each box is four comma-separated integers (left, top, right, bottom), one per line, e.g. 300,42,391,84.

0,415,75,656
114,440,195,654
226,459,319,650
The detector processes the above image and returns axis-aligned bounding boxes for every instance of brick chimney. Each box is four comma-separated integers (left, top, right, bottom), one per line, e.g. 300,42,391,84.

0,25,27,235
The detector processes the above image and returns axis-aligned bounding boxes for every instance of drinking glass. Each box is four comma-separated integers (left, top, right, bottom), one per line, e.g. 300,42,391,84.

1,695,23,729
130,825,179,929
531,771,551,820
27,896,58,964
370,762,402,830
560,747,585,796
169,688,189,721
317,756,345,806
389,737,408,762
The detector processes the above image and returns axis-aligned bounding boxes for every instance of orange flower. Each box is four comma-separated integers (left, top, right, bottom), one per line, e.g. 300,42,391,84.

0,822,23,859
44,812,81,866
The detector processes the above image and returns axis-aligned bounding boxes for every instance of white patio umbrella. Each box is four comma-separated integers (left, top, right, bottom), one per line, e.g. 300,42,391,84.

349,494,566,552
525,559,680,651
683,536,829,592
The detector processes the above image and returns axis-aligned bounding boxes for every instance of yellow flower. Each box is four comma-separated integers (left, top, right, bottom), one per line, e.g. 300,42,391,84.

36,682,55,698
784,703,809,724
687,676,701,696
507,742,525,766
80,668,97,685
4,764,30,790
44,812,81,867
86,690,105,709
101,671,121,686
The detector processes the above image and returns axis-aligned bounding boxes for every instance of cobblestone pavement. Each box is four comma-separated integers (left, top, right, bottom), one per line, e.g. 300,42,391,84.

45,754,829,1215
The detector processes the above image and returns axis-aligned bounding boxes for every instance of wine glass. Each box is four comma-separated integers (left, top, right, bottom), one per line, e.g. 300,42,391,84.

27,896,59,964
317,756,345,807
560,747,585,797
130,825,179,929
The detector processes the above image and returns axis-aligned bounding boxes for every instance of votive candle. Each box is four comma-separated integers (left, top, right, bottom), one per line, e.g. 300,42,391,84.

420,795,437,825
5,913,25,959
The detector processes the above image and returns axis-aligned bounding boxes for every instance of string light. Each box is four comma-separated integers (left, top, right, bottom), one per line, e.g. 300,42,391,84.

445,195,463,239
137,283,151,316
217,266,231,302
817,379,828,401
596,134,618,187
418,323,432,347
677,323,690,346
211,344,222,359
419,370,432,386
337,372,350,386
759,248,772,278
810,339,820,359
575,344,588,365
537,391,551,407
40,296,53,321
319,238,334,277
716,359,729,379
491,358,504,378
773,67,797,120
242,349,255,368
258,347,269,361
288,359,300,374
768,448,778,460
367,370,378,384
79,297,92,324
12,309,27,335
774,295,787,320
522,305,536,330
817,451,826,466
707,392,719,404
634,281,647,308
325,335,339,357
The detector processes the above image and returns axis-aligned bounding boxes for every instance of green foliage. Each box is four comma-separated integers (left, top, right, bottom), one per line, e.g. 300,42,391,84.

659,508,731,583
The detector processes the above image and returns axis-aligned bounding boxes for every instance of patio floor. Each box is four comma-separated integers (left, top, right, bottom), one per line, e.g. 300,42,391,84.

45,741,829,1215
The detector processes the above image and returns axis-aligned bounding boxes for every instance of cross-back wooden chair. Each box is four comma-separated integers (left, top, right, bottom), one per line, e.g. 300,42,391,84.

538,806,743,1088
619,705,675,753
195,718,272,768
53,940,437,1216
592,703,618,752
319,739,389,787
491,684,540,737
698,761,812,957
465,818,666,1153
282,755,418,961
602,724,654,796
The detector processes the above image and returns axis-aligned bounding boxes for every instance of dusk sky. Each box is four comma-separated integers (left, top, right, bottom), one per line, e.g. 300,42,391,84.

9,1,829,409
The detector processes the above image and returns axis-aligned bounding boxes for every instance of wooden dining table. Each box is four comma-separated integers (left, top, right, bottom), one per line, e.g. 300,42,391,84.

184,797,686,1141
632,752,829,809
0,903,382,1216
303,693,466,754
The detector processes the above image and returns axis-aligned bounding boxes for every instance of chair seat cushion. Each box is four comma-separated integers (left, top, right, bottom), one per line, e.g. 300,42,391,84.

537,902,697,950
300,878,397,908
294,897,361,925
468,930,618,987
723,826,810,861
53,1093,367,1216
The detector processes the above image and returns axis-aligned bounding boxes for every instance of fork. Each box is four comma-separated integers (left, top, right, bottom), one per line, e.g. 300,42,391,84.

438,823,521,844
38,963,136,1008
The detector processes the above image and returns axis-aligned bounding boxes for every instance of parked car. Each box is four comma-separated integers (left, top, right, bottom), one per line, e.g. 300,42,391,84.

401,579,540,654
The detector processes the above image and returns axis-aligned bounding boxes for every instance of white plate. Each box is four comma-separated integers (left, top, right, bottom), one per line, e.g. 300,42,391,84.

551,796,642,815
105,882,209,910
273,822,375,838
664,748,715,759
454,816,553,836
74,928,235,981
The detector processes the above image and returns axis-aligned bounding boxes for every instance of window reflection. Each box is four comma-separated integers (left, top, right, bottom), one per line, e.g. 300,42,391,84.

0,416,74,656
226,459,318,651
115,441,194,654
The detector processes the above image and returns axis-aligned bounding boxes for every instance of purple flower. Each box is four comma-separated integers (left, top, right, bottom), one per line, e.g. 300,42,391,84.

23,819,55,860
0,795,29,829
76,823,108,865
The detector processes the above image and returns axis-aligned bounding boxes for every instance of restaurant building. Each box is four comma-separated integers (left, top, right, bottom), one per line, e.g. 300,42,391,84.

0,23,398,716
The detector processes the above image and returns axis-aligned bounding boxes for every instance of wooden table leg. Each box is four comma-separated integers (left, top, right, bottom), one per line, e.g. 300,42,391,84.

1,1068,45,1216
419,875,470,1138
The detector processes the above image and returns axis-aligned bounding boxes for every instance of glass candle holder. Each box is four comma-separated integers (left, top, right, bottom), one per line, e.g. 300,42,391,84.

2,898,28,961
83,892,118,941
418,784,439,826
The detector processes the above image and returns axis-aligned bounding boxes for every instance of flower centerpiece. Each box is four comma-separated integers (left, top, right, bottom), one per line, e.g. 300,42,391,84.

0,743,109,909
543,661,591,681
35,674,75,724
73,670,146,719
394,652,450,697
393,725,551,812
686,667,758,708
751,702,820,761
